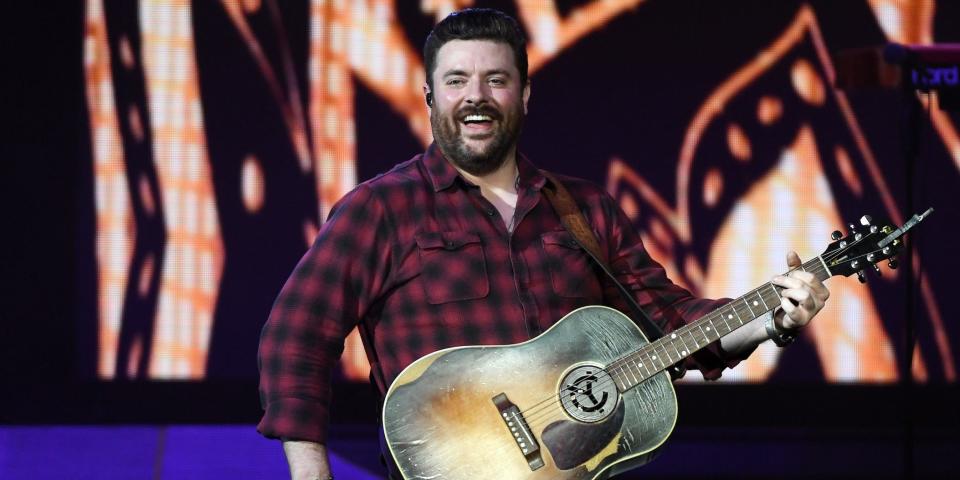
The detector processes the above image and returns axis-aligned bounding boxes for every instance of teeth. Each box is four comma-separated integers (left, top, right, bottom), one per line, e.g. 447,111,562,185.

463,114,492,122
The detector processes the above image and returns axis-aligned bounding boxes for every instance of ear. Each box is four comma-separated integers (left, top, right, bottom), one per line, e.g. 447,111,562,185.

522,80,531,114
423,83,432,110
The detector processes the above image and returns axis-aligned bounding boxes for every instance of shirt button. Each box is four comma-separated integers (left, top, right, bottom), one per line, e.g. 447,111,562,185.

486,210,495,216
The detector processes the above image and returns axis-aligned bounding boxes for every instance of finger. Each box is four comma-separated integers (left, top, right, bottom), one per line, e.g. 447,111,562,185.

775,271,828,307
812,278,830,303
780,287,812,309
797,273,829,303
786,251,802,269
771,274,806,290
785,283,829,322
779,296,807,329
800,291,816,311
787,269,816,284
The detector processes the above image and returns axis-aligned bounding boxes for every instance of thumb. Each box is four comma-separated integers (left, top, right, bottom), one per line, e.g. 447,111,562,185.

786,250,802,269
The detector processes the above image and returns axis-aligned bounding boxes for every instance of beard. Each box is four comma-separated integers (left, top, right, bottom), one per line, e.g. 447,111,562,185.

431,100,525,176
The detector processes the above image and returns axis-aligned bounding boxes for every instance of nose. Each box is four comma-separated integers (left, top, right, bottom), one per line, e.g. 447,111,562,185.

464,78,489,105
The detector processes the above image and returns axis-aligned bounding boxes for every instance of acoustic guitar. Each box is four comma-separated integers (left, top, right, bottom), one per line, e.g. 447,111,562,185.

382,210,931,479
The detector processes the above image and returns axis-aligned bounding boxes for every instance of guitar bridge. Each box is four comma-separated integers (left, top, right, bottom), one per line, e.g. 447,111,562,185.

492,393,544,471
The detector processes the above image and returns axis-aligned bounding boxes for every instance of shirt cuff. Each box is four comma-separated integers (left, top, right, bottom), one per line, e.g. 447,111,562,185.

258,396,331,444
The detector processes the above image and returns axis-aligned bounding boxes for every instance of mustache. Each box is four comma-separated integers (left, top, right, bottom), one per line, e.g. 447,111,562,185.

456,105,502,121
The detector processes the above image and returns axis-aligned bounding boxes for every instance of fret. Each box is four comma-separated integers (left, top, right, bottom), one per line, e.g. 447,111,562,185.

816,255,831,280
695,323,707,346
658,342,674,364
732,305,744,325
626,364,638,384
639,353,650,372
742,297,757,318
767,283,782,302
633,362,646,382
756,290,769,310
668,335,682,358
700,322,715,342
720,314,734,335
650,353,667,369
680,322,700,351
720,309,733,330
613,371,627,391
677,333,692,356
612,364,625,384
650,348,667,368
720,308,740,327
638,358,651,376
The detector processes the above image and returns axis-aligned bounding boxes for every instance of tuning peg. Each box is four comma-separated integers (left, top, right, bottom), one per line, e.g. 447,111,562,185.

857,271,867,283
848,223,857,232
888,258,898,269
831,230,842,240
873,264,882,276
860,215,873,226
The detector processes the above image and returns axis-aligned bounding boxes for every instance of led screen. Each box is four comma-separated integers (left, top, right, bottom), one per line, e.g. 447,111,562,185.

82,0,959,383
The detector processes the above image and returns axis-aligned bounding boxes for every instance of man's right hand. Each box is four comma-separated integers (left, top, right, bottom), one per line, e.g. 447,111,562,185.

282,440,332,480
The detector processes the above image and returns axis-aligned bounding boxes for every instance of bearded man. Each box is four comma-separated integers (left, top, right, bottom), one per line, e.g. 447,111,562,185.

257,8,829,480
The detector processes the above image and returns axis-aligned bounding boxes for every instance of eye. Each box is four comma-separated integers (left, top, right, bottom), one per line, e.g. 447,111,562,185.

446,78,465,86
489,77,506,86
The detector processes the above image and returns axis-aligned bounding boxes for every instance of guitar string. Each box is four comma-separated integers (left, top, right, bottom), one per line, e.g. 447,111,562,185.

520,260,807,430
519,232,880,429
516,261,817,429
514,232,880,429
599,230,879,382
521,232,883,427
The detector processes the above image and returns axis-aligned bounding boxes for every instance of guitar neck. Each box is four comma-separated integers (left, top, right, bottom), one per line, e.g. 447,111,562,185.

606,256,831,392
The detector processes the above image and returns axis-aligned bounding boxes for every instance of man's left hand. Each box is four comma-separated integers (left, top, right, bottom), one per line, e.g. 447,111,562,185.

771,251,830,330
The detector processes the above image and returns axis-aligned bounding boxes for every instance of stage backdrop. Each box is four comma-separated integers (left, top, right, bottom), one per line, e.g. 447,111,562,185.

81,0,959,385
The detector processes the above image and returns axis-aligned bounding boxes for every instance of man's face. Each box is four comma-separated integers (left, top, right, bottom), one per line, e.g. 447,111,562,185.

427,39,529,176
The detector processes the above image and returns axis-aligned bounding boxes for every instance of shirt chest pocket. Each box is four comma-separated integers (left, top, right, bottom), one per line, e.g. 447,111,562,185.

541,231,603,299
415,231,490,305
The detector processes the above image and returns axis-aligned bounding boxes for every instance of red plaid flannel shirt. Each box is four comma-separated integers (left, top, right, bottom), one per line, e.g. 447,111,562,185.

257,144,741,443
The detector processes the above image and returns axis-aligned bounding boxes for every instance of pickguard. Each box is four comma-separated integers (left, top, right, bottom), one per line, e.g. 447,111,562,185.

542,399,626,470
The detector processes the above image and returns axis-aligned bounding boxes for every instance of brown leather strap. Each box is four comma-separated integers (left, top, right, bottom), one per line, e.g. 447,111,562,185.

357,320,388,396
539,170,673,349
539,170,607,265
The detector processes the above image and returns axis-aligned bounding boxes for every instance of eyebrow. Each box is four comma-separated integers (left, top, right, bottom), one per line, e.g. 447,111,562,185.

442,68,513,78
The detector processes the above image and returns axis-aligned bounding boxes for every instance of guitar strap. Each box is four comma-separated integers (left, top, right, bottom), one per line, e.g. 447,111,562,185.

358,320,388,397
540,169,692,377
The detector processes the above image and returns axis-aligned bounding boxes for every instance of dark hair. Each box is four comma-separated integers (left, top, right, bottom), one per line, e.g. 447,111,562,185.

423,8,528,90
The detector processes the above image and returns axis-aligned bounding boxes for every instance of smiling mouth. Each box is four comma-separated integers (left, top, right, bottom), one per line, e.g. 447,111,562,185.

460,113,496,135
463,114,493,124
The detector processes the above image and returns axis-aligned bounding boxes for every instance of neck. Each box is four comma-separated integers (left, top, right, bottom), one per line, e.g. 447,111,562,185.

456,149,519,193
454,149,521,231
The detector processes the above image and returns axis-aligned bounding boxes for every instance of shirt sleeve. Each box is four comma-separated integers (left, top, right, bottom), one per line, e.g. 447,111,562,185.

593,191,754,380
257,185,393,443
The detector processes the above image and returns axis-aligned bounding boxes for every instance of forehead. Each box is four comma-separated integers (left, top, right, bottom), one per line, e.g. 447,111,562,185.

434,39,517,78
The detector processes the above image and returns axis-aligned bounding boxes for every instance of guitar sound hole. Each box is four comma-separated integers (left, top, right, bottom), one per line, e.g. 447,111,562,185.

559,364,620,423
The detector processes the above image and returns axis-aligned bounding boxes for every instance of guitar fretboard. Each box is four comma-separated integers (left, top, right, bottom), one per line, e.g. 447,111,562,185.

605,256,830,392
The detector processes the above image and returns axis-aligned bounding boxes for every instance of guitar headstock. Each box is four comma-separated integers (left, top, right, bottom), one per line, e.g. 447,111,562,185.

821,209,933,282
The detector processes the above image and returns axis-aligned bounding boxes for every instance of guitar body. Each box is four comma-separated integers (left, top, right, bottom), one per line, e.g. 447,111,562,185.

383,305,678,479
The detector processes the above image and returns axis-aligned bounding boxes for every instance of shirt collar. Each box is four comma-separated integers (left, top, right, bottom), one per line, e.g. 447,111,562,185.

423,143,547,192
